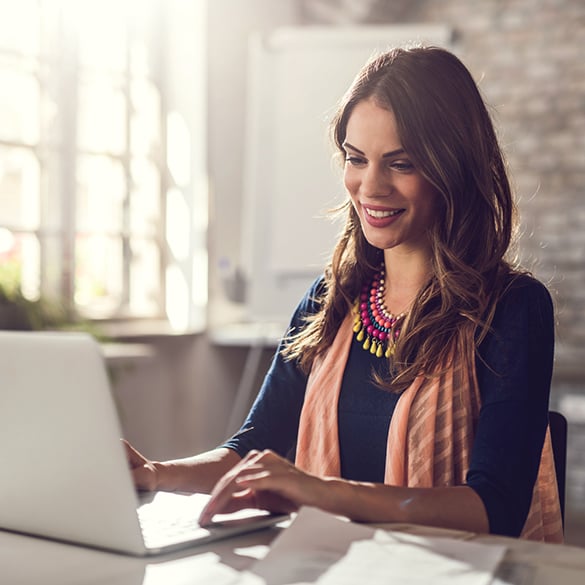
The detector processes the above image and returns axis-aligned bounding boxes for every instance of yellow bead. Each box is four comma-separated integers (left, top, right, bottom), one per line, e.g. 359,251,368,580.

357,329,365,342
385,346,392,358
353,321,361,333
376,345,383,358
370,340,377,354
363,337,370,350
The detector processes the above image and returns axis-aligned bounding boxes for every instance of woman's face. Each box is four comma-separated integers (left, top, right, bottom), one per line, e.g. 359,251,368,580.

343,98,439,256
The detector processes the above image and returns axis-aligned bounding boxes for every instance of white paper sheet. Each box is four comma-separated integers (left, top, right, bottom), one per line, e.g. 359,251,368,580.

247,506,507,585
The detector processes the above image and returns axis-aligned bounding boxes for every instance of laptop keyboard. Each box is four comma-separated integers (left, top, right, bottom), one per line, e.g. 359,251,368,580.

137,492,211,548
136,491,286,551
138,507,209,548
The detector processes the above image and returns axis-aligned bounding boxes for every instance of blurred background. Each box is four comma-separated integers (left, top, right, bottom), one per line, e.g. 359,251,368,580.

0,0,583,545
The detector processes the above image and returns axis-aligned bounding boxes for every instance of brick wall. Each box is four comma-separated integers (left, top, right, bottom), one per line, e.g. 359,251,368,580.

302,0,585,375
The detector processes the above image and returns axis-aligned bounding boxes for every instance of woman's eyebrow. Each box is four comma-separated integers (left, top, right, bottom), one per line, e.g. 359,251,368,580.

342,141,405,158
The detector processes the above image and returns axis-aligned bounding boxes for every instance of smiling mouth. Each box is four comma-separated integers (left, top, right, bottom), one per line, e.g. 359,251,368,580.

364,207,404,219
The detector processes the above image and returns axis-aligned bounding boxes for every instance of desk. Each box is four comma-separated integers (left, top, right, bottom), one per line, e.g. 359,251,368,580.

2,511,584,585
0,525,274,585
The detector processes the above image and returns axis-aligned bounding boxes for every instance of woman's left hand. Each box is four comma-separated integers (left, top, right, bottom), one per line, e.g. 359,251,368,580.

198,449,324,525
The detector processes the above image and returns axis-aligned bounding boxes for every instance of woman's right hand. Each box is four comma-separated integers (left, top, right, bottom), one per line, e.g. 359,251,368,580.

122,439,161,491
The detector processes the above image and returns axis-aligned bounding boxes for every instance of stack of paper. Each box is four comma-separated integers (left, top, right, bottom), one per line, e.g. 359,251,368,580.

244,506,507,585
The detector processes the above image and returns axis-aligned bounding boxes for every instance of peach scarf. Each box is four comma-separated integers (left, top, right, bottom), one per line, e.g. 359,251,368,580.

295,313,564,543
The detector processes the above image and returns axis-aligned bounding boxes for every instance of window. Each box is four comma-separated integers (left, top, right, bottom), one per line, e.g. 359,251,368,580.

0,0,207,331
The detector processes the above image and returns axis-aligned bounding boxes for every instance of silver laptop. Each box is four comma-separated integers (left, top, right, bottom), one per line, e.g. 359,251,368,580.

0,330,286,556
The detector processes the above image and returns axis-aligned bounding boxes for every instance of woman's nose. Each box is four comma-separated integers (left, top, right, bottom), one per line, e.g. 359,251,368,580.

360,165,390,197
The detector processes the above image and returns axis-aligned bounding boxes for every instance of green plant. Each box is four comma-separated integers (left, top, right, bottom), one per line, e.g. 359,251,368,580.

0,262,107,340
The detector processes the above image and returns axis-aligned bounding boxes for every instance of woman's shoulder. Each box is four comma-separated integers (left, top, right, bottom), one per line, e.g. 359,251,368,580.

500,272,553,304
496,271,554,323
290,275,327,321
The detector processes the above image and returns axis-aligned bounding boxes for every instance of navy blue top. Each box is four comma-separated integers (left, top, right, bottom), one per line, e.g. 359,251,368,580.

222,273,554,538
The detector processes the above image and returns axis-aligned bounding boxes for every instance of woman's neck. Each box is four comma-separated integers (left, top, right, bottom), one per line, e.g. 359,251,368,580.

382,248,433,315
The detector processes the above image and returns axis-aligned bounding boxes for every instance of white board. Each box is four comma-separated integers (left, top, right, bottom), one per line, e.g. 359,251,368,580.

241,25,451,325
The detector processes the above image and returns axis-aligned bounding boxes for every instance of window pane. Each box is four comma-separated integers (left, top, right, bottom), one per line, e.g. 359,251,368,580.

166,187,190,261
130,40,150,78
39,74,62,148
167,111,191,187
0,0,40,56
128,0,159,77
130,157,160,235
76,3,127,73
76,155,125,231
130,237,161,316
0,228,21,294
0,146,40,228
0,68,40,143
0,231,40,300
75,235,123,315
18,232,40,300
78,77,127,154
131,77,160,156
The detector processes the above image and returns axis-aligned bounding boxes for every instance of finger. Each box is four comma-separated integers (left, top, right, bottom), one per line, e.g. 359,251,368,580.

210,488,258,516
199,470,258,525
201,477,286,525
199,490,233,525
235,465,318,510
253,491,299,515
199,450,279,525
235,470,271,485
234,471,290,497
210,485,297,518
122,439,146,468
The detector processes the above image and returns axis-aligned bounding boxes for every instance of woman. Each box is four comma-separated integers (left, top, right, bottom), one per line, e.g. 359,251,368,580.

126,46,563,542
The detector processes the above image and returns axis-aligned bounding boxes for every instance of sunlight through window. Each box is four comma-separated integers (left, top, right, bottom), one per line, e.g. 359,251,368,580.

0,0,207,330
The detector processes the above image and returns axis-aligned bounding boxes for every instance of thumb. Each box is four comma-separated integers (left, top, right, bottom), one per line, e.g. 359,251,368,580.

121,439,146,469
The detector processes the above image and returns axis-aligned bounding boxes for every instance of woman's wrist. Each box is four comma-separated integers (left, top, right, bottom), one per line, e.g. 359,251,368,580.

318,477,401,523
317,476,360,517
151,460,174,491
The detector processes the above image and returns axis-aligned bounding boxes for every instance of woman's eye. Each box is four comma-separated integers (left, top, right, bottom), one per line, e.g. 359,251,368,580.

389,160,414,172
345,155,366,167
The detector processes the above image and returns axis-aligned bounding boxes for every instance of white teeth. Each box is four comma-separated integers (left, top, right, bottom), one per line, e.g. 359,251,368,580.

365,208,402,218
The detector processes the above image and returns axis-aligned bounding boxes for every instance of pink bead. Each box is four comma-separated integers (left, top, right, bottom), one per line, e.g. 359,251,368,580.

378,332,387,341
366,325,374,334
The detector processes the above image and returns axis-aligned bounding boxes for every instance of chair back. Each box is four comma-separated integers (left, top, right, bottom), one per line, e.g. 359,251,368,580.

548,410,568,526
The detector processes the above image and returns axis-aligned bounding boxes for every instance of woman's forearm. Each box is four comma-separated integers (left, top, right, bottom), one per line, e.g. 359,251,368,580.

321,479,490,534
198,449,490,534
153,447,242,493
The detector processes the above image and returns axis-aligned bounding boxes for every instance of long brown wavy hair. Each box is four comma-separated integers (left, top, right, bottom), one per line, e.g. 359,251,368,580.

282,46,520,392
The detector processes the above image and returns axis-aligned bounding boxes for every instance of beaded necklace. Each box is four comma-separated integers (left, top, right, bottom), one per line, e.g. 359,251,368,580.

352,264,406,358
